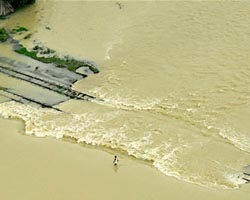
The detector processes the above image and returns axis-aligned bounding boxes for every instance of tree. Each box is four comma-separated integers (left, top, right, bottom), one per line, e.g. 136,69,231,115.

0,0,35,16
7,0,36,9
0,0,14,16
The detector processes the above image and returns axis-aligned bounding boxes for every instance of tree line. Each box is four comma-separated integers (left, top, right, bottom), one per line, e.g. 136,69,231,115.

7,0,36,9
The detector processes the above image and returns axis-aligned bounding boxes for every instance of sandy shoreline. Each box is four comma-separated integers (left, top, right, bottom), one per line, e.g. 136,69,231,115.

0,116,250,200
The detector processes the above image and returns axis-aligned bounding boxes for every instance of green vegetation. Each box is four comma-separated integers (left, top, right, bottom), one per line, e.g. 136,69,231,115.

0,28,9,42
24,33,32,39
15,45,37,59
15,45,100,74
0,16,8,20
11,26,28,34
1,24,99,74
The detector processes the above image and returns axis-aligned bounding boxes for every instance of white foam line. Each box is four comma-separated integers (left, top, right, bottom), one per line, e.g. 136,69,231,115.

0,101,245,190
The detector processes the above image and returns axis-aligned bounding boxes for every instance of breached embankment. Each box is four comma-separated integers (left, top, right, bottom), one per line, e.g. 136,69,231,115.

0,25,100,108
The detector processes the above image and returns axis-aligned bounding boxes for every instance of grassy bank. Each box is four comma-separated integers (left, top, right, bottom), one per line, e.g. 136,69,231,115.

11,26,28,34
1,25,100,74
15,45,99,74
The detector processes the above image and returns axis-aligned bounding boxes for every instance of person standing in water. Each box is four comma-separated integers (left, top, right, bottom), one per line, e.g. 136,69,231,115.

113,155,119,166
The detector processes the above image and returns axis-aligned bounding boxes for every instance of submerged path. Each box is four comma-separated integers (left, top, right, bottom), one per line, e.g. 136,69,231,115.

0,65,96,101
0,58,102,109
0,90,63,112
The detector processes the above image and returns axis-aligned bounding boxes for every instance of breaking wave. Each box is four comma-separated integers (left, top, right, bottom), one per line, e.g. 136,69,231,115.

0,101,248,190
